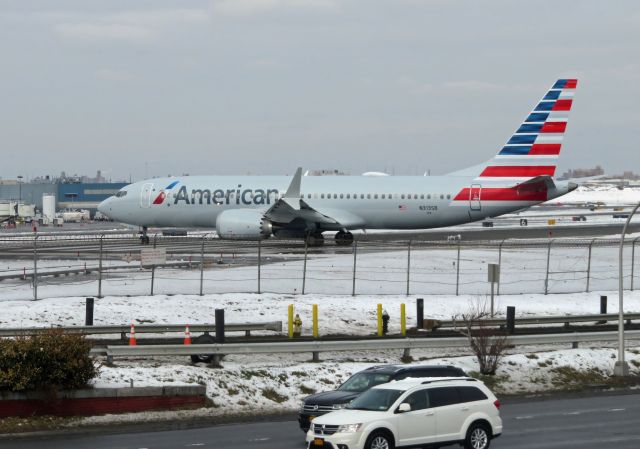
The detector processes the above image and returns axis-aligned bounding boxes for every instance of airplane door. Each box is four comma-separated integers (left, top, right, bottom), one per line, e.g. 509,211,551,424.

469,184,481,211
140,183,153,209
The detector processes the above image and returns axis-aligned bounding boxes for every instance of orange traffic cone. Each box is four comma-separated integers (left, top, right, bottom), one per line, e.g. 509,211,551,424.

184,325,192,345
129,323,137,346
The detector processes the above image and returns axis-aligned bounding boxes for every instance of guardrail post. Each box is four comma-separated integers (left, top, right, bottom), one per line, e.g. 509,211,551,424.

85,297,94,326
598,295,608,325
257,238,262,294
406,240,411,296
312,304,318,338
288,304,294,338
33,234,38,301
400,303,406,337
199,235,206,296
98,235,104,298
497,239,505,295
215,309,225,344
586,239,594,293
150,234,157,296
455,241,461,296
417,298,424,329
352,241,358,296
302,237,309,295
544,239,553,295
506,306,515,335
377,304,383,337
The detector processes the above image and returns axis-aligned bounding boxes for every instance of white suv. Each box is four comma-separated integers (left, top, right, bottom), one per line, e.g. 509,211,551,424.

305,377,502,449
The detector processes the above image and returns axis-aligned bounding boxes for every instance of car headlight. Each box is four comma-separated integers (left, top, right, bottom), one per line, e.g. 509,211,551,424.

337,423,363,433
332,403,347,410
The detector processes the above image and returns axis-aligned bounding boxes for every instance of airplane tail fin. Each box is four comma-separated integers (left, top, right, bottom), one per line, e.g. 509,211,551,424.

448,79,577,180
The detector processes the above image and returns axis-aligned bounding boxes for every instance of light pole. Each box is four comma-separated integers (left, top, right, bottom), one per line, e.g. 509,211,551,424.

613,202,640,376
17,175,23,203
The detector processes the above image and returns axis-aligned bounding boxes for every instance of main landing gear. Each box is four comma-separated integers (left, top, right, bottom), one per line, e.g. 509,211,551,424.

335,230,354,246
140,226,150,245
305,232,325,247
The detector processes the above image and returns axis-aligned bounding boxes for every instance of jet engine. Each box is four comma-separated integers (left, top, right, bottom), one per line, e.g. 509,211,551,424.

215,209,273,240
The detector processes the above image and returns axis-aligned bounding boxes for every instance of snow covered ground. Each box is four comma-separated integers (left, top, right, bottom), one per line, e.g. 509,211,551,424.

1,238,638,301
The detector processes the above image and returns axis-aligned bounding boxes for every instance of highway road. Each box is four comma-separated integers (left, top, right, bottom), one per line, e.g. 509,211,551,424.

3,392,640,449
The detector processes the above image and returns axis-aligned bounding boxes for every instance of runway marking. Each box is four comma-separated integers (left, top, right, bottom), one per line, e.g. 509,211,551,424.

564,411,581,415
516,415,534,420
608,408,625,412
249,438,271,442
187,444,205,447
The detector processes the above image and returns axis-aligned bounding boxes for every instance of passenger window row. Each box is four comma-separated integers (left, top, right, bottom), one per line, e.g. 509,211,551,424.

303,193,452,200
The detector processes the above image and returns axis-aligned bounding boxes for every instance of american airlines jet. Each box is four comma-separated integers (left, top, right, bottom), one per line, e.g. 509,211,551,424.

98,79,579,246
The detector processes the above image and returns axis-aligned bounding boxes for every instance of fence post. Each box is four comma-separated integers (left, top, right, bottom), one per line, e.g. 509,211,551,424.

302,237,309,295
352,241,358,296
85,297,94,326
406,240,411,296
33,234,38,301
497,239,505,295
544,239,553,295
586,239,595,293
257,238,262,294
632,237,639,291
150,234,157,296
199,235,206,296
98,235,104,298
455,241,461,296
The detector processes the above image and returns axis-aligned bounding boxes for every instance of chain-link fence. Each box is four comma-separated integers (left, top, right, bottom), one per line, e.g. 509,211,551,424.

1,234,639,300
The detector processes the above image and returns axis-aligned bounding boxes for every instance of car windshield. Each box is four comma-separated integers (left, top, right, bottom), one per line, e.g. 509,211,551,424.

338,372,392,393
347,388,403,411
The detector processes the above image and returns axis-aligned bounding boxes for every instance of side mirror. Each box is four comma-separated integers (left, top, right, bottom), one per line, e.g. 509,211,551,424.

397,403,411,413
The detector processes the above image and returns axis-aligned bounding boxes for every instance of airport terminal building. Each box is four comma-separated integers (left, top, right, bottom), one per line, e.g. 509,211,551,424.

0,174,128,213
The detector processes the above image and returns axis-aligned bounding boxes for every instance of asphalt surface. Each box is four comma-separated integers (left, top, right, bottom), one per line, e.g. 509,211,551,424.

4,392,640,449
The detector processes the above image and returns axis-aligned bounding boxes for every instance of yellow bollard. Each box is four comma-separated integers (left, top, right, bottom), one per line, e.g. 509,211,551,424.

313,304,319,338
377,303,383,337
401,303,406,337
288,304,294,339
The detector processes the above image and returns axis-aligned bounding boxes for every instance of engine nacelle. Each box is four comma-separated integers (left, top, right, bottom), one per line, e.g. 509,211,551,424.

215,209,272,240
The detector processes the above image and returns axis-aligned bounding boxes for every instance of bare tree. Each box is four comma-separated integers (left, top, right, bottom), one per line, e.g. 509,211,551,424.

454,300,509,375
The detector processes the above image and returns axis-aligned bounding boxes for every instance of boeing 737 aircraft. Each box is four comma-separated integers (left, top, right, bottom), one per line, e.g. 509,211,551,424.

98,79,579,245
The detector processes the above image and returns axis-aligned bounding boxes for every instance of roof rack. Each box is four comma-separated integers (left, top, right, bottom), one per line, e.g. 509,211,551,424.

420,377,477,385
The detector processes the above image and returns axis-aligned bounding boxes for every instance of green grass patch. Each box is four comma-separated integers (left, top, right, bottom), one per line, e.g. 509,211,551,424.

262,387,287,403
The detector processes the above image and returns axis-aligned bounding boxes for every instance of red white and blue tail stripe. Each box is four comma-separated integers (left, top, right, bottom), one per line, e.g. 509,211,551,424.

478,78,577,181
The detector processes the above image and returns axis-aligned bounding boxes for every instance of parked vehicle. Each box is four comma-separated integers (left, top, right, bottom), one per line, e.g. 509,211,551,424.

298,364,466,432
306,377,502,449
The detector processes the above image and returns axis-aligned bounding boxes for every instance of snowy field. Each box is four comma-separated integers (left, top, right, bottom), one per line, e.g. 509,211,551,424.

1,238,639,300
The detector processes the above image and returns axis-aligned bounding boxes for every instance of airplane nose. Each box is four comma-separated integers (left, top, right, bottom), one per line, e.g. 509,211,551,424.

97,198,111,217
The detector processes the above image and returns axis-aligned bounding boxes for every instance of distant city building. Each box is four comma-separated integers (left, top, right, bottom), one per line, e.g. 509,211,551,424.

559,166,604,180
306,169,349,176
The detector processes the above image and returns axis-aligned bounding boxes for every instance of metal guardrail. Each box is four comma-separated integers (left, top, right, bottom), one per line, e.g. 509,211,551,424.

0,321,282,338
103,330,640,362
432,313,640,329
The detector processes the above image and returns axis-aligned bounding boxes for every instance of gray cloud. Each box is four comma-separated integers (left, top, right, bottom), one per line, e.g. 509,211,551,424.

0,0,638,181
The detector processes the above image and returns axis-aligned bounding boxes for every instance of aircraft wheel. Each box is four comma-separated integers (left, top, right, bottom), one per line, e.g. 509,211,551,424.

306,233,325,247
335,231,354,246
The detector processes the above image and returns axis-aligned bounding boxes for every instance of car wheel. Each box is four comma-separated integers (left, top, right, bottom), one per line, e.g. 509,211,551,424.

190,333,216,364
464,423,491,449
365,431,394,449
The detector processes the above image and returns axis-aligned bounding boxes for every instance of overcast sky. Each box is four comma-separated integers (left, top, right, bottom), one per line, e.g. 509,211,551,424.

1,0,638,182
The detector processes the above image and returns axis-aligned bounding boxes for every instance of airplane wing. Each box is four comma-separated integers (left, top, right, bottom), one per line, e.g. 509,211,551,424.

263,167,365,228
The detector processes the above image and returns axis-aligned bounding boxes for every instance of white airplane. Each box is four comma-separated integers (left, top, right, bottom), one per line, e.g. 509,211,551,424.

98,79,579,245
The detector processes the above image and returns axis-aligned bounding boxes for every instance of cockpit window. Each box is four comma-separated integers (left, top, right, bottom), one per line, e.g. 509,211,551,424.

115,190,128,198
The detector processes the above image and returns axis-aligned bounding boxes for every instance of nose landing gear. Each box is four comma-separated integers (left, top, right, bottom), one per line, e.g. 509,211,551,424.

140,226,150,245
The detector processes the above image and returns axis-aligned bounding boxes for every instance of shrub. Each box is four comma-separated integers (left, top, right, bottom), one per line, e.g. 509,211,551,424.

0,329,97,392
